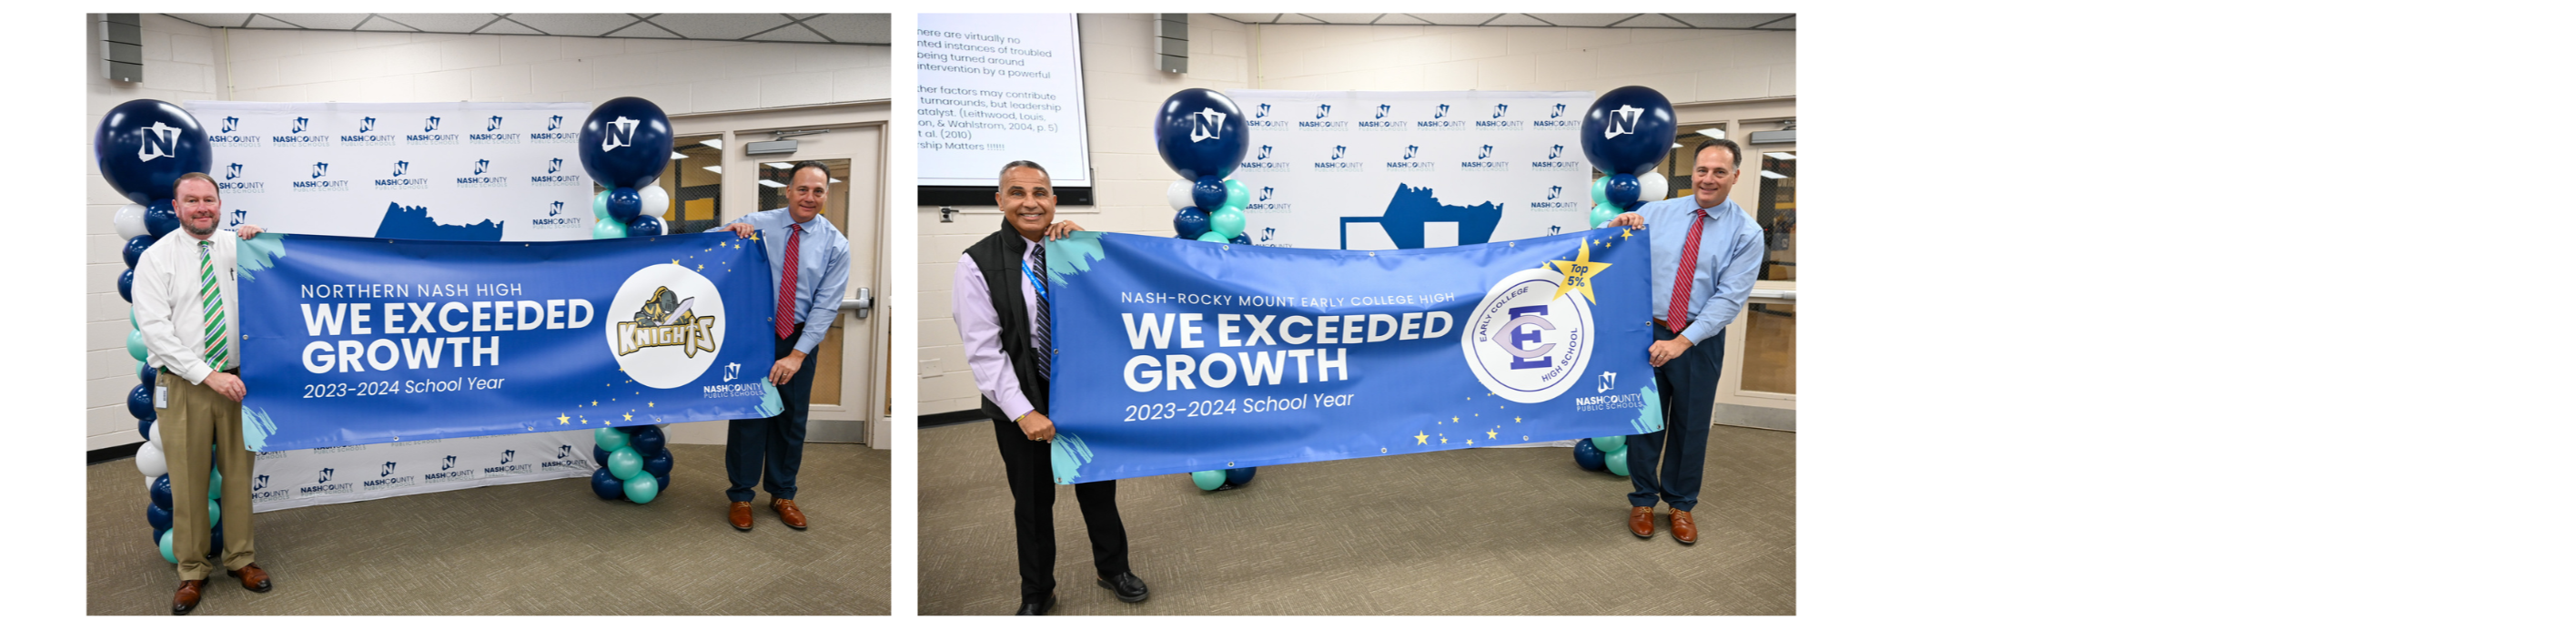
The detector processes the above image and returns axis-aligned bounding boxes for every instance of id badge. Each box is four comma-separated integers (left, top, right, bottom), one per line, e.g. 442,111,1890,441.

155,385,167,409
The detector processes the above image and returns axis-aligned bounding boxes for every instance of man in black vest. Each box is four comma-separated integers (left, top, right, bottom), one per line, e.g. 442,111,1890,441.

950,160,1147,615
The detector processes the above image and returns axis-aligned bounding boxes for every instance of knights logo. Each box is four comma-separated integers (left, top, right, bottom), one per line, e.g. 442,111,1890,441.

616,286,719,358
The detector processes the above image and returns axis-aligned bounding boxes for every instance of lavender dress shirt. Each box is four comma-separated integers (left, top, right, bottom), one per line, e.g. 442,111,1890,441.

951,236,1045,422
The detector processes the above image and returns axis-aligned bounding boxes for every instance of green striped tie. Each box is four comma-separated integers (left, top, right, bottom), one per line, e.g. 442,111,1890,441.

199,240,229,370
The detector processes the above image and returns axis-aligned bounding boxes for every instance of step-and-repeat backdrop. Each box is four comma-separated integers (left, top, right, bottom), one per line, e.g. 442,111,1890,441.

1220,90,1597,251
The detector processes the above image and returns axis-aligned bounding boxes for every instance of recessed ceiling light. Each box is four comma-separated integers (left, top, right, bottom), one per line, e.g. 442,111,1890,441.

702,165,722,174
757,179,784,188
1696,128,1727,140
1671,143,1682,148
699,139,722,150
829,178,842,183
1759,170,1789,179
1764,152,1796,160
669,151,687,160
763,162,793,169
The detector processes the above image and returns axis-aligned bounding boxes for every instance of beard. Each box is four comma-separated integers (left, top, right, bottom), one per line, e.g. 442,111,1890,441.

183,222,217,238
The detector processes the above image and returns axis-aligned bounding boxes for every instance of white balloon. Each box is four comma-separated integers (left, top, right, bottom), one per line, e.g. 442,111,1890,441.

114,204,148,241
639,185,672,219
148,419,162,446
1166,178,1196,211
1638,172,1669,202
136,441,167,479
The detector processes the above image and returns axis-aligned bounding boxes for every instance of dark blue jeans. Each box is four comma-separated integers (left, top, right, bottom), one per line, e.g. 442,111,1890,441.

1628,324,1723,512
726,329,816,503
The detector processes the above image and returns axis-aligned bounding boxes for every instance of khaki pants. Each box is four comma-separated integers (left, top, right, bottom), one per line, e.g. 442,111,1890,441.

159,371,257,580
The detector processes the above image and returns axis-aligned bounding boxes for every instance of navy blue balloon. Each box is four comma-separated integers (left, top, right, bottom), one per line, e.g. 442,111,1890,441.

207,524,225,558
152,527,168,547
1605,173,1642,206
631,426,667,457
591,445,611,467
146,503,173,531
589,467,625,500
150,474,174,510
1227,233,1251,245
117,269,135,302
127,384,155,422
1153,88,1250,181
641,452,673,477
1578,86,1680,176
652,473,670,492
1225,467,1257,486
136,417,153,439
144,199,179,239
95,99,213,204
139,362,157,386
1573,439,1607,471
1172,207,1211,239
1623,199,1648,213
577,97,676,189
626,214,664,237
1190,177,1228,209
605,187,642,222
123,235,155,268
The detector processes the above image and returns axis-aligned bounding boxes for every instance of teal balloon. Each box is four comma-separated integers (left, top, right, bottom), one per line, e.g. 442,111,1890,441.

1592,435,1627,453
1208,208,1246,238
593,427,631,452
130,306,139,330
1195,232,1230,243
1591,176,1611,205
1189,470,1226,491
126,330,147,361
158,529,177,564
621,470,661,504
607,446,643,479
1223,178,1249,209
591,189,613,219
1590,203,1621,228
1602,446,1630,476
591,219,628,239
208,468,223,500
207,497,221,526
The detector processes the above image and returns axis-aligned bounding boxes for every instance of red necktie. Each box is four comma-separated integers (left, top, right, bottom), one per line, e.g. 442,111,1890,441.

1666,209,1709,333
775,224,803,340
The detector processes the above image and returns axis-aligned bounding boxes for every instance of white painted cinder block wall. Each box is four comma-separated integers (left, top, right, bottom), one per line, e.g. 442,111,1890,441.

915,15,1793,415
83,20,893,450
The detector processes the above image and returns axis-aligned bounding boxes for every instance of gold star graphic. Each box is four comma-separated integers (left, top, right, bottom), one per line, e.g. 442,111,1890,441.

591,401,598,406
1466,439,1475,446
1548,240,1611,303
671,259,680,265
1440,438,1448,444
622,412,633,422
558,413,570,425
1414,432,1429,444
1451,416,1459,422
648,402,654,408
697,264,704,270
1488,430,1499,439
1620,227,1635,239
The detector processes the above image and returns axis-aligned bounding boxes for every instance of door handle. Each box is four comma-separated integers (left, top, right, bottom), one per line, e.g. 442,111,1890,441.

841,287,874,319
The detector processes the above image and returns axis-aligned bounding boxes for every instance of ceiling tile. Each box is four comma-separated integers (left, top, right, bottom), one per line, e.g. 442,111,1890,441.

1299,14,1385,25
353,16,420,32
1528,14,1633,27
1616,14,1692,29
376,14,504,33
262,14,369,30
477,18,544,36
1483,14,1552,27
243,15,301,29
506,14,643,37
745,25,828,43
163,14,255,29
1407,14,1502,25
605,20,683,39
1273,14,1325,25
649,14,791,40
803,14,891,45
1211,14,1282,24
1666,14,1793,29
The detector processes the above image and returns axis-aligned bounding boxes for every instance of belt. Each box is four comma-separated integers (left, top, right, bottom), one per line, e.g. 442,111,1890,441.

1652,319,1672,331
220,368,239,375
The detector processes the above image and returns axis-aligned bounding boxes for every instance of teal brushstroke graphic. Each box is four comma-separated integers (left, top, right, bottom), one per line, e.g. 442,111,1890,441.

1631,384,1664,434
1050,433,1096,484
754,382,785,418
1044,231,1107,285
235,233,287,281
241,407,278,452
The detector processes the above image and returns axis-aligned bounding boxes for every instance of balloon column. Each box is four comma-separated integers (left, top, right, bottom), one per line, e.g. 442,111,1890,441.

1578,87,1680,228
1152,88,1255,245
576,97,676,239
96,99,219,562
1187,466,1259,492
1574,435,1633,477
588,425,675,504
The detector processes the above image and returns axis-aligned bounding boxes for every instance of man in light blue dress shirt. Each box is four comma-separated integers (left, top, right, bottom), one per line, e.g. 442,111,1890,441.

710,161,852,531
1604,138,1765,545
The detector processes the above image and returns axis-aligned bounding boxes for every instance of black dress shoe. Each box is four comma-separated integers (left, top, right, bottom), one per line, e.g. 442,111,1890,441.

1097,571,1149,603
1015,593,1055,616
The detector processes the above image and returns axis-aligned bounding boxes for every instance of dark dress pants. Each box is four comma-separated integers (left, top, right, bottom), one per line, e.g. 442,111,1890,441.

726,328,817,502
992,394,1131,604
1628,324,1723,512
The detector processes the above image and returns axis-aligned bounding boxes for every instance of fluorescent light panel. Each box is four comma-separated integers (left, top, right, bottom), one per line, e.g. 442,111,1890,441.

1764,152,1796,160
702,165,722,174
1696,128,1727,140
763,162,793,169
757,179,784,188
1759,170,1789,179
699,139,722,150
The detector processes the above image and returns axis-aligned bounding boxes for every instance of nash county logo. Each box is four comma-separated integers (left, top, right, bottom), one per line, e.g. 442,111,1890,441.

424,116,440,132
1547,186,1562,200
472,158,490,176
136,122,181,162
391,160,409,177
1433,104,1450,119
220,117,239,133
487,116,504,132
606,264,730,389
1258,186,1275,202
1492,104,1509,118
549,201,564,217
1257,145,1271,160
1552,104,1567,118
1188,107,1227,142
312,162,328,178
548,158,563,174
1332,146,1348,160
1603,104,1643,138
1315,104,1332,119
601,116,639,151
227,209,247,227
225,163,243,179
1402,146,1419,160
359,117,375,133
1254,103,1270,118
1376,104,1391,119
1461,240,1609,404
289,117,308,134
547,115,563,131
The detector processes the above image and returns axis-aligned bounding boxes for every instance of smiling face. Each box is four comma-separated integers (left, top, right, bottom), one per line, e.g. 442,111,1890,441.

786,165,829,224
174,177,222,239
1691,144,1741,209
995,165,1055,241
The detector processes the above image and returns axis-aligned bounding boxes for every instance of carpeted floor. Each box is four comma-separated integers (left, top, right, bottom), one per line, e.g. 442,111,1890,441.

917,422,1795,616
88,443,890,616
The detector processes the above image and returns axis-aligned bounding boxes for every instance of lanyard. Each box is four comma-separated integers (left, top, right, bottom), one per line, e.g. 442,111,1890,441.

1022,260,1048,300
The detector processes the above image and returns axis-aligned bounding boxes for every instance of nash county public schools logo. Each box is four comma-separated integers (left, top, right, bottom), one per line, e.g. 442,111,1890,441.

487,116,504,132
289,117,308,134
1315,104,1332,119
1189,107,1227,142
1603,105,1643,138
220,117,239,133
1552,104,1567,118
359,117,376,133
1461,241,1611,404
601,117,639,151
225,163,243,179
606,265,728,389
423,116,441,132
1492,104,1510,118
548,158,563,173
1375,104,1390,119
136,122,181,162
311,162,329,178
547,115,563,130
1254,103,1270,118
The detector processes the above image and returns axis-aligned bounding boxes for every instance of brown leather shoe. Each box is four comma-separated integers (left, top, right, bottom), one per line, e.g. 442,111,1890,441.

772,498,808,530
1670,510,1698,545
1629,506,1656,538
227,564,271,593
172,580,205,616
729,502,754,531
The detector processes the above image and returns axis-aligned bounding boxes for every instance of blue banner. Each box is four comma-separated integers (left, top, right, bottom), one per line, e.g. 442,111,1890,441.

1045,228,1662,483
234,232,784,452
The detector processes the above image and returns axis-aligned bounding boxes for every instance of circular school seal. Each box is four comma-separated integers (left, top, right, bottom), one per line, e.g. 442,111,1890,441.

1460,268,1594,404
604,264,728,389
